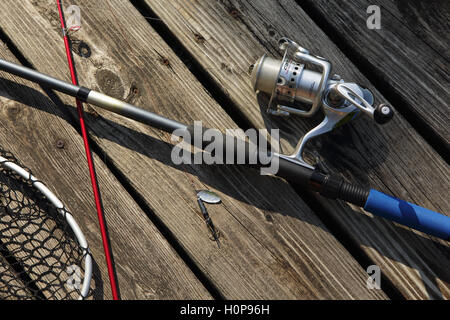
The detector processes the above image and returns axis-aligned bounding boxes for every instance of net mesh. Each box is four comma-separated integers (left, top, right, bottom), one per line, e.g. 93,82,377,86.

0,148,90,300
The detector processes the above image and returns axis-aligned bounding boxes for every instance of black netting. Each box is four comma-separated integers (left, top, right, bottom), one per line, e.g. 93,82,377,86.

0,149,91,300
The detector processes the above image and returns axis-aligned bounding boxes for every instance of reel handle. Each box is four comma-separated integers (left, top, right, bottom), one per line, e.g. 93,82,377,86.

335,84,394,124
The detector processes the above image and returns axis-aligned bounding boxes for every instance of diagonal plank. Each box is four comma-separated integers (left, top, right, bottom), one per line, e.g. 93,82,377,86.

142,0,450,299
0,0,387,299
0,45,210,299
372,0,449,58
301,0,449,148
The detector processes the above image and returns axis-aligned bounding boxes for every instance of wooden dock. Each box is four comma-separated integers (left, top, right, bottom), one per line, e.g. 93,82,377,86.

0,0,448,299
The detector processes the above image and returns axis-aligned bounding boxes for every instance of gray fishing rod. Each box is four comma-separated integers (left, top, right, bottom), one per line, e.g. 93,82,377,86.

0,57,449,241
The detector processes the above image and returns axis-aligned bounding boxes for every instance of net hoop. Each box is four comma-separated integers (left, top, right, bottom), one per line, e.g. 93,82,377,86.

0,155,93,300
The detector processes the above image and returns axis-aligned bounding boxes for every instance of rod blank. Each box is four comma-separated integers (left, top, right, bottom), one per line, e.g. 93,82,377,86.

0,58,79,96
0,58,187,134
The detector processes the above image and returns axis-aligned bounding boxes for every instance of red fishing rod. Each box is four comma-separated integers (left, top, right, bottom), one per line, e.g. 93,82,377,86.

56,0,119,300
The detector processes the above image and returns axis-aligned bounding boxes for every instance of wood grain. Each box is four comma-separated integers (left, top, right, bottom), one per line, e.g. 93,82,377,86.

0,0,387,299
0,45,210,299
377,0,449,59
143,0,450,299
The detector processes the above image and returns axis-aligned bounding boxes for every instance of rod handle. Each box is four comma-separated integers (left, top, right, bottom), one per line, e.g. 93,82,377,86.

364,189,450,240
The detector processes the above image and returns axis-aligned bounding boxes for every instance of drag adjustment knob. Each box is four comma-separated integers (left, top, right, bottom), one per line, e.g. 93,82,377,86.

374,103,394,124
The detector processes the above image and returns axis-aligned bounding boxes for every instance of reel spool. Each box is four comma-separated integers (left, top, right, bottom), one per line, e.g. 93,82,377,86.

251,37,332,117
251,37,394,166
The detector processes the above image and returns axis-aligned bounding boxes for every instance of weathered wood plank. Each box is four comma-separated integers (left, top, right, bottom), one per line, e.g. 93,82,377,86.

368,0,449,60
0,0,387,299
301,0,449,148
143,0,450,299
0,45,210,299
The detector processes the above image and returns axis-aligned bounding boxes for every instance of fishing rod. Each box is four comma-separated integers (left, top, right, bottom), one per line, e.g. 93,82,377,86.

56,0,119,300
0,51,448,241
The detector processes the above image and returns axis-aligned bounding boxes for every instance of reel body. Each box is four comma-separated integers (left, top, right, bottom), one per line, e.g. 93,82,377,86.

251,38,393,167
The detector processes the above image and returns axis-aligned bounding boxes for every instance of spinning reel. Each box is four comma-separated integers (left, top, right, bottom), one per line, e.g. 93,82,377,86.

251,37,394,167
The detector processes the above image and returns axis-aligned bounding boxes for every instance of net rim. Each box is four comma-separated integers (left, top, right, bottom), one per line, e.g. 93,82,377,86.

0,155,93,300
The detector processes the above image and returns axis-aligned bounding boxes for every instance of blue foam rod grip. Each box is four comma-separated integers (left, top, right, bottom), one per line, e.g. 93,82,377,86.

364,189,450,241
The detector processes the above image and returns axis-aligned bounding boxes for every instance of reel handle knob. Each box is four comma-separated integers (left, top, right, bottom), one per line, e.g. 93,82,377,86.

334,84,394,125
374,103,394,124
